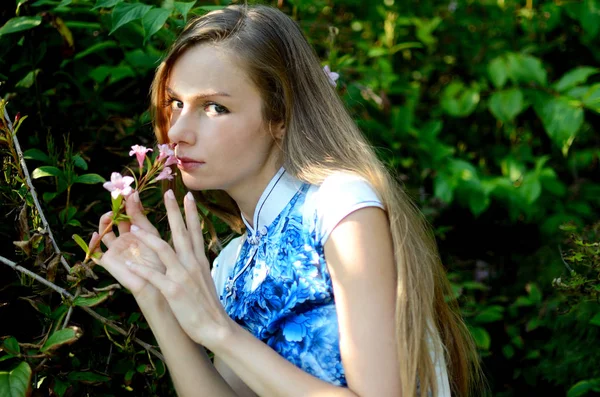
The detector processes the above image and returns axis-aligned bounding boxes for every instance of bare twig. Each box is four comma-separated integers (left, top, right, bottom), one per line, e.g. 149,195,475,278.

3,107,71,273
0,255,164,362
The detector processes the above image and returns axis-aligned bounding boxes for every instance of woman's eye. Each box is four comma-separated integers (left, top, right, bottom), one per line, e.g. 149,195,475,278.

171,100,184,110
205,103,228,115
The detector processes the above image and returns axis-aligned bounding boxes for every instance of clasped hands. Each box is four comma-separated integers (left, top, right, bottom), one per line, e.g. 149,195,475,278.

89,189,233,350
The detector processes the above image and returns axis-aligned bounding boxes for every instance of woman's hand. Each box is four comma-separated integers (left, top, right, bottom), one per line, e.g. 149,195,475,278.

124,190,233,349
89,191,165,298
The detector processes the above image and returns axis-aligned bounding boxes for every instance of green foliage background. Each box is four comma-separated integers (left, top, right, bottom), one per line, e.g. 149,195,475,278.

1,0,599,395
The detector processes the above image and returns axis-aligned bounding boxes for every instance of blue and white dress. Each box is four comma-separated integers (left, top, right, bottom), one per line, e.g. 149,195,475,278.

211,167,451,394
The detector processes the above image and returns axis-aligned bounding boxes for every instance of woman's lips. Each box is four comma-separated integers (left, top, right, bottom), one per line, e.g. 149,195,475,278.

176,157,205,171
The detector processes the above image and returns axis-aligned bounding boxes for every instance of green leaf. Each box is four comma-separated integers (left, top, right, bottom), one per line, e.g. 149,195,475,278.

92,0,122,10
23,148,50,163
15,69,41,89
553,67,599,93
40,328,82,352
43,191,61,203
2,338,20,356
110,2,152,35
474,305,504,323
582,83,600,112
440,81,480,117
32,166,64,179
174,1,196,22
488,57,508,89
67,371,110,383
433,173,454,203
0,362,32,397
533,95,584,156
72,234,88,254
507,53,547,86
74,174,105,184
520,172,542,204
590,312,600,326
526,283,542,304
468,326,491,350
73,41,118,61
142,8,171,43
0,16,42,36
59,207,76,224
73,291,111,307
489,88,525,123
568,379,600,397
73,155,87,170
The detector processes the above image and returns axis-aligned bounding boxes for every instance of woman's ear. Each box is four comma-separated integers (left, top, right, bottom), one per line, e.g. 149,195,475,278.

269,120,286,140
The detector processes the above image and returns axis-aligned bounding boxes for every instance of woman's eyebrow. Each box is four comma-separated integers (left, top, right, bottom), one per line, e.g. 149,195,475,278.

167,87,231,100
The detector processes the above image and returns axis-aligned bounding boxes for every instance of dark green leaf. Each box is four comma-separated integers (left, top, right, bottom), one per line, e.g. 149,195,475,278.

582,83,600,112
440,81,480,117
15,69,41,89
142,8,171,43
73,41,118,61
2,338,20,356
474,305,504,323
32,166,63,179
74,174,105,184
468,326,491,350
23,148,50,163
110,2,152,35
590,312,600,326
0,16,42,36
73,155,87,170
0,362,32,397
67,371,110,383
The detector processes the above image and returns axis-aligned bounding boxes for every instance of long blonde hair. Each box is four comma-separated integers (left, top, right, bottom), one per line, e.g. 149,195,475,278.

150,4,483,396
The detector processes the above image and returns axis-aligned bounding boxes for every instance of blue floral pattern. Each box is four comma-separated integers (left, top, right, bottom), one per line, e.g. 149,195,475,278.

221,183,347,386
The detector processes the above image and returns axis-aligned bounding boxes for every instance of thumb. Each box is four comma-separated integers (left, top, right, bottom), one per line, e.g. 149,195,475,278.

126,191,160,236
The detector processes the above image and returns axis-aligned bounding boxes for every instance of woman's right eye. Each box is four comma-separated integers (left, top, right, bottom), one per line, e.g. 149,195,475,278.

171,100,184,110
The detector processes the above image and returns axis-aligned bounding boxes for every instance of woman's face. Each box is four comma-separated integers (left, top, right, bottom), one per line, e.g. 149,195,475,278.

166,44,282,196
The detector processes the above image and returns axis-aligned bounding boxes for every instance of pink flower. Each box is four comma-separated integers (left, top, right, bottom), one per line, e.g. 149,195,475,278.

155,167,175,181
129,145,153,168
323,65,339,87
157,143,175,162
164,155,178,166
103,172,135,199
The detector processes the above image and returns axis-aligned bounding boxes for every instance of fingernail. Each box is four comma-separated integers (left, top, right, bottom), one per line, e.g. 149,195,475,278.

105,211,113,217
92,232,98,239
131,225,140,232
166,189,175,200
186,191,194,202
133,191,140,203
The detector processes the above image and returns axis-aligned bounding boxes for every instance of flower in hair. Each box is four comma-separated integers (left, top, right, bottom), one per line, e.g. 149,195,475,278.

323,65,340,87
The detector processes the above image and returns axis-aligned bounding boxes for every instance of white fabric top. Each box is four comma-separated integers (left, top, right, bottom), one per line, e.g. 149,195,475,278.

211,167,451,395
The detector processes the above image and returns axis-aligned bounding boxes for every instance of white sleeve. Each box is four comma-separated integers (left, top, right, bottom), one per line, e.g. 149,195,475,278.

314,173,385,245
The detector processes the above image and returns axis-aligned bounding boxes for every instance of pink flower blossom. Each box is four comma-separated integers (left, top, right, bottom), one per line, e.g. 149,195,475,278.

103,172,135,199
129,145,153,169
164,155,178,166
157,143,175,162
155,167,175,181
323,65,339,87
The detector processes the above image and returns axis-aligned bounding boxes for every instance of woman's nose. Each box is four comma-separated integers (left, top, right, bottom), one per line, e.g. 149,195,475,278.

167,113,196,145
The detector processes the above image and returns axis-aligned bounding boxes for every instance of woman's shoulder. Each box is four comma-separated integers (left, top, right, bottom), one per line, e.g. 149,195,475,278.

304,171,385,245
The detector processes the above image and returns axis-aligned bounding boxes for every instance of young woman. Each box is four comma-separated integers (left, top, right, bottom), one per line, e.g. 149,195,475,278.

90,4,483,396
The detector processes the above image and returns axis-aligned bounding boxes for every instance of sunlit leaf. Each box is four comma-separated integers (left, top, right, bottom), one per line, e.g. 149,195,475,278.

32,166,63,179
92,0,122,10
489,88,526,123
553,66,599,93
142,8,171,43
72,234,89,254
174,1,196,22
41,327,82,352
0,16,42,36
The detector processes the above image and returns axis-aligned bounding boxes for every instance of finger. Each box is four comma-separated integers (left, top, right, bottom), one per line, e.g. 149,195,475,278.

126,260,180,297
184,192,207,263
99,211,116,247
130,226,189,277
89,232,103,254
117,218,130,235
125,191,160,236
164,189,193,258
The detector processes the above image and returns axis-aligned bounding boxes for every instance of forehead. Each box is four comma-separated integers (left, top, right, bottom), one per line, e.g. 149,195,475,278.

168,44,257,98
